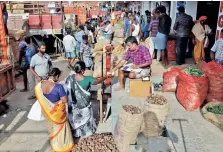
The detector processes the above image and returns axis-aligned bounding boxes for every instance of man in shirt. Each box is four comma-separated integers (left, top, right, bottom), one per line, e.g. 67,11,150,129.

75,25,86,58
174,6,193,65
121,9,125,20
24,37,37,100
30,42,52,83
124,13,131,38
136,12,141,24
211,29,223,64
111,36,152,91
103,21,114,41
149,9,159,59
63,28,76,68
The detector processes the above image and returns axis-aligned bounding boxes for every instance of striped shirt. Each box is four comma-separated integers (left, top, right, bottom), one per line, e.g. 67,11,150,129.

211,38,223,63
149,18,159,37
123,45,152,69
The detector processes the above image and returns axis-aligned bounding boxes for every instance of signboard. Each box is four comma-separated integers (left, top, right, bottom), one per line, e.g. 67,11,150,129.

216,1,223,39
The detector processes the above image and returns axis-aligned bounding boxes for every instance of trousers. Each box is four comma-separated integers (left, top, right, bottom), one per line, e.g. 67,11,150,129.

27,69,36,96
176,37,189,65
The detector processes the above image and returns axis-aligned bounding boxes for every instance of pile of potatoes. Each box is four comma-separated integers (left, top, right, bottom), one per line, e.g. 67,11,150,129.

74,133,119,152
123,105,142,115
146,94,168,105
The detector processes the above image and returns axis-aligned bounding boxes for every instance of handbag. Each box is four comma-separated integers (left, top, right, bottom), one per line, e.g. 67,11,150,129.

27,101,45,121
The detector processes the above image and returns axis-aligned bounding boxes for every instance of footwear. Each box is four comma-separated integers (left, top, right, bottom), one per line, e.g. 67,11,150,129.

28,96,36,100
20,89,28,92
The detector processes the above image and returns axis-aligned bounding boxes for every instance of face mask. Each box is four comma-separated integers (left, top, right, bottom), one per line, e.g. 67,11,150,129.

40,51,45,54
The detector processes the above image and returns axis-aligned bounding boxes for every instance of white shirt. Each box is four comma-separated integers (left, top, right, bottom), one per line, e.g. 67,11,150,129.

88,31,95,44
211,38,223,62
63,35,76,52
105,24,114,34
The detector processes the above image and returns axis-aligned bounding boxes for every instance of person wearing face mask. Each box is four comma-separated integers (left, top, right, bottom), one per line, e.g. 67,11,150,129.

80,35,93,70
30,42,52,84
34,67,75,151
65,61,107,140
192,16,211,64
111,36,152,91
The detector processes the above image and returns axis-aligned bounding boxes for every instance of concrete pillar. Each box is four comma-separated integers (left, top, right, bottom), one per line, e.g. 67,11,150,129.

185,1,198,20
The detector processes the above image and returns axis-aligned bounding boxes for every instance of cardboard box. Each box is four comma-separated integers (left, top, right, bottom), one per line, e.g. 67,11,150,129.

129,79,151,98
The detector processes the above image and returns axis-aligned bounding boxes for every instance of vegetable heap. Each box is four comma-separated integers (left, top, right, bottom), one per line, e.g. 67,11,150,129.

207,105,223,115
184,66,205,77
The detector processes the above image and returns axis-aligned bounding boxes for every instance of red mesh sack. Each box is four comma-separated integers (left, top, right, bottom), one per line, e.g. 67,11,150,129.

176,70,208,111
202,61,223,102
162,68,181,92
166,40,176,61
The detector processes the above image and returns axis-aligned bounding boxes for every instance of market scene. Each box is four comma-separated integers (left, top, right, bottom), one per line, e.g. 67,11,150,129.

0,1,223,152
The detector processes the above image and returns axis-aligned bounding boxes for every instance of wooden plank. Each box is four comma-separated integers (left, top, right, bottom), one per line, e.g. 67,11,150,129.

97,89,103,123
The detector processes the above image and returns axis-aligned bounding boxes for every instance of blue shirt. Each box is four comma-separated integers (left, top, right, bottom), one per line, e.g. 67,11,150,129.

107,16,111,22
25,46,36,68
44,84,66,103
124,19,130,34
75,30,85,51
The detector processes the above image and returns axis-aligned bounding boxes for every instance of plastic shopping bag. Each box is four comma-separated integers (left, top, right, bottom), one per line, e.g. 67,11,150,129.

27,101,45,121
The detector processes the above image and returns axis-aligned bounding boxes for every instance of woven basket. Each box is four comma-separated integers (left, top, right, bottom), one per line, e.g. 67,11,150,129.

201,102,223,129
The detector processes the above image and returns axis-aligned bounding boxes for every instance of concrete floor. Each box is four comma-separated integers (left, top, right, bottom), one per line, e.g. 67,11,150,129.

0,58,223,152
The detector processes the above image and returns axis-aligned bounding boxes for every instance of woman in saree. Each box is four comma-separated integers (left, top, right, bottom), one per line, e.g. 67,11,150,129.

35,68,74,152
192,16,211,63
64,61,107,140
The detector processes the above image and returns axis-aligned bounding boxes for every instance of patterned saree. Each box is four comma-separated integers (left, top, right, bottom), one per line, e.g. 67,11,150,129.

35,82,74,152
65,75,96,139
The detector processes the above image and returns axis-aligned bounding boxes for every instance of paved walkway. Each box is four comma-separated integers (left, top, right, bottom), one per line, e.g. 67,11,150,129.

0,59,69,152
110,59,223,152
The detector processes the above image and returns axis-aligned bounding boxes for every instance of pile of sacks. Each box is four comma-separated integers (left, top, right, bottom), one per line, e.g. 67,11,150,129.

114,95,169,152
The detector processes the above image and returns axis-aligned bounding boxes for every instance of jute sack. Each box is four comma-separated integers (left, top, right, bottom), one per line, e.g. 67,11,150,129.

113,37,125,45
114,28,124,38
93,53,106,78
201,102,223,129
92,39,110,52
114,106,143,152
142,111,163,137
143,100,170,127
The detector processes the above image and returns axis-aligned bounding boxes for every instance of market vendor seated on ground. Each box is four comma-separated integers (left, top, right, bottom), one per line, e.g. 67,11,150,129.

111,36,152,91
